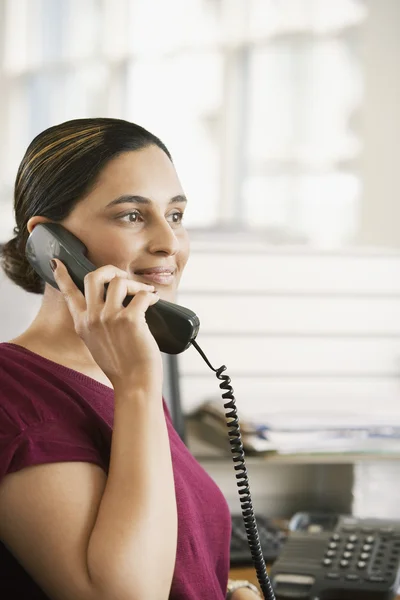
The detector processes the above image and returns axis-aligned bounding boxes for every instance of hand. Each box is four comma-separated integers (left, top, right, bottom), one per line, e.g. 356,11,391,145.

51,260,162,391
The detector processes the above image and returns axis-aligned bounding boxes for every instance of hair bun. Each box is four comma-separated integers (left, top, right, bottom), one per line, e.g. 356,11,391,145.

1,235,44,294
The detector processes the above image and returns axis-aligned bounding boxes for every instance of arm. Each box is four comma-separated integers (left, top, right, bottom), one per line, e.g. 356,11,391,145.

87,382,177,598
0,389,177,600
0,263,178,600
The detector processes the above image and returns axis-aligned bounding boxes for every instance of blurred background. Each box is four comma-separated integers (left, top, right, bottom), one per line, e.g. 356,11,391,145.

1,0,400,524
1,0,399,248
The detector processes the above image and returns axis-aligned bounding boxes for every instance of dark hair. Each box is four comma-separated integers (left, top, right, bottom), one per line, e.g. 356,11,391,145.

1,117,172,294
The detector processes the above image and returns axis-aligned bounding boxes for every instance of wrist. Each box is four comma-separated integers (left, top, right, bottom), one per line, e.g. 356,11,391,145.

226,579,261,599
110,362,163,395
113,380,162,405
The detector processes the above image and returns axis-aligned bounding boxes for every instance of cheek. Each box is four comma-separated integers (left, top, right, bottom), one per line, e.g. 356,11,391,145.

178,232,190,270
85,232,133,269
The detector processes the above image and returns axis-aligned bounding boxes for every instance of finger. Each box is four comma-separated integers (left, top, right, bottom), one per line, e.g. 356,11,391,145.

84,265,129,307
102,276,155,315
84,265,154,307
50,259,86,316
123,289,160,318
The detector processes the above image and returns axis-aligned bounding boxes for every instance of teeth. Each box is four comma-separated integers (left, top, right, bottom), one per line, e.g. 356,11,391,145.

135,270,174,275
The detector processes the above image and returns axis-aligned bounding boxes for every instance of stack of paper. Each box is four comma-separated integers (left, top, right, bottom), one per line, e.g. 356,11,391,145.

191,400,400,456
253,411,400,455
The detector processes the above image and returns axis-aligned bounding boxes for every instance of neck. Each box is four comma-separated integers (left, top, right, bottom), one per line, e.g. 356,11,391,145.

16,285,96,366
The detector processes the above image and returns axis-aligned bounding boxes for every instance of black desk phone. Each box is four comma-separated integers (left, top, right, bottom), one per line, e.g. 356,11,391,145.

271,513,400,599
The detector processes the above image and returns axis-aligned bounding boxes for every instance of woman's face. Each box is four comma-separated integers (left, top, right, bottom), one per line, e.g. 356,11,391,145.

60,146,190,302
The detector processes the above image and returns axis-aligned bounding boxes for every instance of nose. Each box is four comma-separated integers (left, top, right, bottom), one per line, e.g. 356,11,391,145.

147,216,180,256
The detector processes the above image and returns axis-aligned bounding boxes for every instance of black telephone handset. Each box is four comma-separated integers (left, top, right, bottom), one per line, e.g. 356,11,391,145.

270,514,400,600
25,223,200,354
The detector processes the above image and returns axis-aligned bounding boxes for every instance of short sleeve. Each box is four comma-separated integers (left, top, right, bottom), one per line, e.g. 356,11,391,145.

0,350,109,482
0,419,105,481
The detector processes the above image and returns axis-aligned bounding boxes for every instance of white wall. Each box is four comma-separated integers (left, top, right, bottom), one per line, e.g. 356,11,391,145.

0,269,42,341
357,0,400,248
178,239,400,419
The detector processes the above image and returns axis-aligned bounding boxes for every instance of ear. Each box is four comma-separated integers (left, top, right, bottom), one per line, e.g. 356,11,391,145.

27,216,52,234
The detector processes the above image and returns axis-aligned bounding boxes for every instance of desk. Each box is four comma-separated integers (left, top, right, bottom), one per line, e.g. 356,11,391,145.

229,566,400,598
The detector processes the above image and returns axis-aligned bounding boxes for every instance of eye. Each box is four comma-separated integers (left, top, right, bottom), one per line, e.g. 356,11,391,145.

167,211,184,225
120,210,143,223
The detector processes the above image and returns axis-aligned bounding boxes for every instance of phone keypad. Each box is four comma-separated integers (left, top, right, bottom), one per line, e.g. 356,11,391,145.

271,519,400,599
321,525,400,587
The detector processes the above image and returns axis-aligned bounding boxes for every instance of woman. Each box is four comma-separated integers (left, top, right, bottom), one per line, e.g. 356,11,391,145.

0,118,261,599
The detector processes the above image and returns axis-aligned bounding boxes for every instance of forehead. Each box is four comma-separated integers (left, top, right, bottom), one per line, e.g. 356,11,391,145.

89,146,183,205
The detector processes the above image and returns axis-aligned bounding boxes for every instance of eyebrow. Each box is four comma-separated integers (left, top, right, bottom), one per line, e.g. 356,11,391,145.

106,194,187,208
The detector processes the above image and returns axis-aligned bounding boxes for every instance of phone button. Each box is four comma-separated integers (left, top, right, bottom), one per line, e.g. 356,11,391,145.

326,572,340,579
345,574,360,581
379,527,394,534
273,573,315,597
340,560,349,568
365,535,375,544
368,575,385,582
322,558,332,567
328,542,338,549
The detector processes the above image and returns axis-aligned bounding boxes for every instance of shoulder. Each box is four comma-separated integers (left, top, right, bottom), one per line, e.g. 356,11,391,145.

0,342,53,395
0,342,93,433
0,343,55,433
0,342,36,375
0,343,107,480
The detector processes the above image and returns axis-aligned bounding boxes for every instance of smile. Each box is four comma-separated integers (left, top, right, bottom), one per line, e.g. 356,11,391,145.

135,271,175,285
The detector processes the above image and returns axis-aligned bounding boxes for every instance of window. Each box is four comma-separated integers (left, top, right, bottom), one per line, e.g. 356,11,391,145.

0,0,366,245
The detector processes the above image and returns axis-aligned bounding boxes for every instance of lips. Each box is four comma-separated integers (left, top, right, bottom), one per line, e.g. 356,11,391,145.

134,266,176,275
134,266,176,286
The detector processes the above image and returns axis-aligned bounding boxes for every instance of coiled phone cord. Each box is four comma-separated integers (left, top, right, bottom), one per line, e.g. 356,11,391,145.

192,340,276,600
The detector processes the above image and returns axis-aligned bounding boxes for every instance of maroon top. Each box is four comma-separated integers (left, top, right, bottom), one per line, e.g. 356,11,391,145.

0,342,231,599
